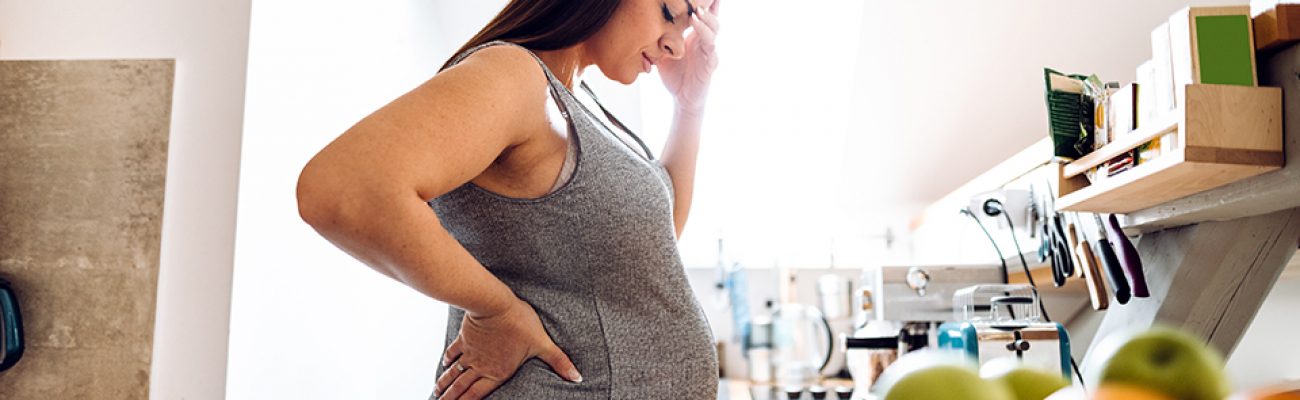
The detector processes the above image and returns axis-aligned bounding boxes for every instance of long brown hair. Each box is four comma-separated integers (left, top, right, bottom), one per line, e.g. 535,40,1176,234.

440,0,624,71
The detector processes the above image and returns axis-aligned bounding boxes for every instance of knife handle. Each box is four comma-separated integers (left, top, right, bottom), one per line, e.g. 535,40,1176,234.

1038,223,1051,264
1105,214,1149,298
1065,222,1085,279
1075,239,1109,310
1051,247,1067,287
1094,238,1132,305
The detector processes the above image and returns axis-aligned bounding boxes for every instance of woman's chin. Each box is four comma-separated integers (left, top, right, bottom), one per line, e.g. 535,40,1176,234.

602,69,639,85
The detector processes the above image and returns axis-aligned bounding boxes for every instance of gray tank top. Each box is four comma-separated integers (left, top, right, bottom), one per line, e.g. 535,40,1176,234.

428,41,718,399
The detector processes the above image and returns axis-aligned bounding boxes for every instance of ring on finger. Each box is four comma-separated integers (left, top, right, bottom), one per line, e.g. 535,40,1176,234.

455,363,469,373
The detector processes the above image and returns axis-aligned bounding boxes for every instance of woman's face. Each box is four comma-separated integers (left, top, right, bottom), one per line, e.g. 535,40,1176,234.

585,0,694,84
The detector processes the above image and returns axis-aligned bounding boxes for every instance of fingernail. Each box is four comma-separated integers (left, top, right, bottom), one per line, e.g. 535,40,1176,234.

569,371,583,383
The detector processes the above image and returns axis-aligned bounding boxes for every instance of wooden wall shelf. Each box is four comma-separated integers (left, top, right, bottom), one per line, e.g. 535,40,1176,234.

1056,84,1283,214
1256,4,1300,52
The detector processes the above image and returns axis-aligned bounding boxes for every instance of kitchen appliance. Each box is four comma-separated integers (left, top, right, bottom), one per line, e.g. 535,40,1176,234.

936,284,1073,380
1,277,25,372
816,274,854,378
843,263,1004,398
844,335,897,400
855,262,1006,367
844,284,900,400
871,263,1005,323
747,299,777,385
770,302,833,389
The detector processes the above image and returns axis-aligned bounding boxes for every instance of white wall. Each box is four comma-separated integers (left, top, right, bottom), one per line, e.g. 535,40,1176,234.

847,0,1236,210
226,1,505,398
1226,260,1300,389
0,1,252,398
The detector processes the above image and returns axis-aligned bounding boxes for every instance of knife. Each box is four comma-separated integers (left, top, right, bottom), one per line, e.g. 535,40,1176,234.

1104,214,1149,298
1070,215,1109,310
1092,214,1131,304
1065,221,1087,279
1051,214,1075,278
1045,222,1065,287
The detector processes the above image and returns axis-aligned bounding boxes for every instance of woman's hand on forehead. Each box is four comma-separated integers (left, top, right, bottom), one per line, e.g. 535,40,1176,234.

655,0,720,112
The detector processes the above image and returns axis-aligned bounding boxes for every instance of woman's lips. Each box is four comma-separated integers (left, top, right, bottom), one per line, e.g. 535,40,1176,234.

642,53,653,73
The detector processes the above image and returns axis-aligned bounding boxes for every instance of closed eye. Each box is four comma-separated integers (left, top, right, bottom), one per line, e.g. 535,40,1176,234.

661,3,676,23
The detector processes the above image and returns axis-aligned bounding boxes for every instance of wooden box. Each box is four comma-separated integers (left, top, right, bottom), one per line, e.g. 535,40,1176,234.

1056,84,1282,213
1169,6,1258,107
1255,4,1300,52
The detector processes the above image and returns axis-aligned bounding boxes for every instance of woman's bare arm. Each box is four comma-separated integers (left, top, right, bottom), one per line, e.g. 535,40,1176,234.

302,46,584,396
659,109,703,238
655,0,720,238
296,45,546,317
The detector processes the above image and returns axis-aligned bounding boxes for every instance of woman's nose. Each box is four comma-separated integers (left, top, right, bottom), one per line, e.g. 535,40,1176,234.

660,35,686,60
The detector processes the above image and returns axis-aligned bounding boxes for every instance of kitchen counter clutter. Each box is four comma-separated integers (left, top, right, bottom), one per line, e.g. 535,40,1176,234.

717,378,856,400
894,5,1300,399
1047,5,1285,215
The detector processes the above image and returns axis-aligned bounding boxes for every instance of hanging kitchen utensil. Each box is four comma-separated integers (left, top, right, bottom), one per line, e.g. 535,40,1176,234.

1070,214,1109,310
1041,221,1064,286
1036,190,1052,264
1064,221,1086,279
1092,214,1131,305
1103,214,1149,298
1041,181,1071,287
1050,214,1075,279
1038,222,1051,264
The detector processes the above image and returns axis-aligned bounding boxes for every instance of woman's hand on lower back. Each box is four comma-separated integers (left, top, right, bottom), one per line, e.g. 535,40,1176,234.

434,298,582,400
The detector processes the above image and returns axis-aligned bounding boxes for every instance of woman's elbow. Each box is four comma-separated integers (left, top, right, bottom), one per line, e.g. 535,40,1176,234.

296,163,342,230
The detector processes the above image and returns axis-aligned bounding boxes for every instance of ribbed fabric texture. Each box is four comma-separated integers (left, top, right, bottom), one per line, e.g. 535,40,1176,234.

428,41,717,399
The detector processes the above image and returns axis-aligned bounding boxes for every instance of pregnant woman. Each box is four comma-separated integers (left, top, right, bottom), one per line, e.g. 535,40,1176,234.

296,0,722,398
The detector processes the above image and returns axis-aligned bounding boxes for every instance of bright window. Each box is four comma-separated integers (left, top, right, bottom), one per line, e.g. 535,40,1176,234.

633,0,892,269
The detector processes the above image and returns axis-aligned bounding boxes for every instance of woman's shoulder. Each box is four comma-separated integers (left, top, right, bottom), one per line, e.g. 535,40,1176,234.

440,43,552,94
425,43,558,134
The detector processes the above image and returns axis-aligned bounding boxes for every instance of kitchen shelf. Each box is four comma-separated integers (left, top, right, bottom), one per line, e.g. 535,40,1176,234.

1256,4,1300,52
1056,83,1283,214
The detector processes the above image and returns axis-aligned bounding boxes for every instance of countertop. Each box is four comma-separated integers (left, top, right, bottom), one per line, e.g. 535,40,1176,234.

717,379,861,400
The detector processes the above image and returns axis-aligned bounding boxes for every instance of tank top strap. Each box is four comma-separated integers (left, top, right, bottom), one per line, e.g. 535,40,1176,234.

578,81,656,161
445,41,577,118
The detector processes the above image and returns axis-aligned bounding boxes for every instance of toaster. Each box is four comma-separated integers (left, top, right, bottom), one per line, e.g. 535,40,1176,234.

1,277,24,372
936,284,1071,380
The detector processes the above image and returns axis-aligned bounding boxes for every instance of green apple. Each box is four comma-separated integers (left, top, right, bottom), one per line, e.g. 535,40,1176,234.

1042,386,1086,400
877,350,1014,400
980,358,1070,400
1086,326,1230,400
885,364,1015,400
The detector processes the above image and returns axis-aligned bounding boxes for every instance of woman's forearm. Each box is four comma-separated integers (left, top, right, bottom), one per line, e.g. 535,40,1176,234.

660,107,705,237
299,187,517,317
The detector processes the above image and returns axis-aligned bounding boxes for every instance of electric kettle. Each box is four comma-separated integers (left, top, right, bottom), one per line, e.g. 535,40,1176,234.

770,302,833,388
1,277,24,372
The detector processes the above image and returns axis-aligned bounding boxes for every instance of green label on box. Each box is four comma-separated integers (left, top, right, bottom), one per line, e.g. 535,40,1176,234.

1195,15,1254,86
